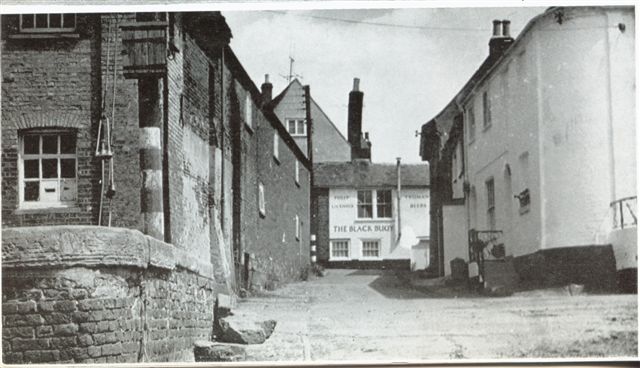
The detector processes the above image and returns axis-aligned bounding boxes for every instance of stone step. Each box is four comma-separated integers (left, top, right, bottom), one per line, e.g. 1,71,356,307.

215,311,277,344
194,341,247,362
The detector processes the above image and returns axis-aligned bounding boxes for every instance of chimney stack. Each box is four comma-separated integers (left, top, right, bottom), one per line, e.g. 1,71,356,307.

348,78,365,160
261,74,273,106
489,19,514,57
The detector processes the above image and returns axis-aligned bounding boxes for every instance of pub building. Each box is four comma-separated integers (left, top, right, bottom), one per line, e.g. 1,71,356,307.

308,79,430,270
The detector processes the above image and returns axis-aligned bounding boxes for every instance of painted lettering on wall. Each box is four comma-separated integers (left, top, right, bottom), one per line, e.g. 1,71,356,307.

333,224,393,233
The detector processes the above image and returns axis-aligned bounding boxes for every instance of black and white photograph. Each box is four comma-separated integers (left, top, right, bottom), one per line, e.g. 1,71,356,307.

0,0,637,365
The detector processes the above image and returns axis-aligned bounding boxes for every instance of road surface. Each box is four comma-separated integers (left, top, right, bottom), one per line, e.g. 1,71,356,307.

236,269,637,362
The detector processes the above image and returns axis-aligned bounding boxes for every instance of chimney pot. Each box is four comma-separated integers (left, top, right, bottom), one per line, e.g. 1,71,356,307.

352,78,360,92
364,132,369,140
502,20,511,37
492,19,502,37
264,74,270,83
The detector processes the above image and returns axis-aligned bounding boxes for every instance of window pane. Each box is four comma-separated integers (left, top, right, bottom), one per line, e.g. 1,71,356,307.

24,181,39,201
42,135,58,154
60,178,77,201
358,190,371,203
362,241,379,257
22,14,35,29
62,13,76,28
297,120,305,135
23,135,39,154
358,205,372,218
288,121,296,134
357,191,373,218
61,159,76,178
24,160,39,179
49,14,62,28
36,14,48,28
332,241,349,258
60,134,76,154
42,159,58,178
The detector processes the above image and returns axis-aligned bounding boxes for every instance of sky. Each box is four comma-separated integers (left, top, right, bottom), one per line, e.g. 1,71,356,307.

223,6,546,163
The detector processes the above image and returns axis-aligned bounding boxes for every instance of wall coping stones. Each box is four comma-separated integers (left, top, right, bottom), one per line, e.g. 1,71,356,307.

2,226,214,278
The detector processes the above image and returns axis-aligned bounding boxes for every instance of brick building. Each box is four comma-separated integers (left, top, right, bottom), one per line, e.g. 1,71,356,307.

1,11,310,364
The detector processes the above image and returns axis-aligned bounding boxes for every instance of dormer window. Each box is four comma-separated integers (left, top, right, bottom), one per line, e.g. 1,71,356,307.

286,118,306,137
20,14,76,33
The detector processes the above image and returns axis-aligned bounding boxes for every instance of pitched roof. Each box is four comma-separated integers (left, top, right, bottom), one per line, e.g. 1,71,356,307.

269,79,350,146
314,161,429,189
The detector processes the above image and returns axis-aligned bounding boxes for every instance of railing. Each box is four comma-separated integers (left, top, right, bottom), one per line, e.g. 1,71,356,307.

468,229,504,283
468,229,505,262
611,196,637,229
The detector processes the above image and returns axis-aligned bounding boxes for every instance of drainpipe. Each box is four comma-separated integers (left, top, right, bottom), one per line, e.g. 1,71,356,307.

138,77,164,240
396,157,402,241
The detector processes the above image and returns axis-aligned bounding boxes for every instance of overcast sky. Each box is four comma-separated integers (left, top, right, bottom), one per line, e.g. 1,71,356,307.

223,6,546,163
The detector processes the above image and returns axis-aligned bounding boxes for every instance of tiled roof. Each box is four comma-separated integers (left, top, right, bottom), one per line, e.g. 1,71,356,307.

314,161,429,188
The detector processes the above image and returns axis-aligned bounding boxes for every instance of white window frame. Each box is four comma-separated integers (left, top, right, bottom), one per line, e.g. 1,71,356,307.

357,189,392,219
482,91,491,130
486,177,496,230
330,239,350,260
245,94,254,131
294,160,300,185
258,182,266,216
361,239,381,259
19,14,77,33
295,215,300,241
273,132,279,162
467,106,475,142
286,118,306,137
18,129,78,209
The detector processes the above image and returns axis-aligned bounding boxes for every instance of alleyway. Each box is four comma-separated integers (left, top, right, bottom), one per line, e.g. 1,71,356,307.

237,269,638,361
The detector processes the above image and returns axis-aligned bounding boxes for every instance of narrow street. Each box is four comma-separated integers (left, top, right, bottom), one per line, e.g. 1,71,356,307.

238,269,638,361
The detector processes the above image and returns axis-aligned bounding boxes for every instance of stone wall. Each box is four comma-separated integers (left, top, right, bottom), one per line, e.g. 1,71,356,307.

2,226,216,364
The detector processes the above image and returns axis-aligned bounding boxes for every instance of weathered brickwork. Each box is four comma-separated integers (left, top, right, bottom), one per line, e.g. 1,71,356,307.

2,11,313,363
2,227,216,364
98,14,142,231
1,14,102,227
312,188,330,262
254,110,312,287
2,266,215,364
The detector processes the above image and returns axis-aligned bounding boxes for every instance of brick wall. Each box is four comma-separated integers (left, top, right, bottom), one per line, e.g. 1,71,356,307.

253,111,312,287
2,226,216,364
99,14,142,231
2,266,215,364
312,188,330,262
1,14,102,227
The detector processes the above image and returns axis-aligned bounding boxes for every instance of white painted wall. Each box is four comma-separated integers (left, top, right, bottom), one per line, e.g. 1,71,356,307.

328,187,429,261
462,7,635,257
